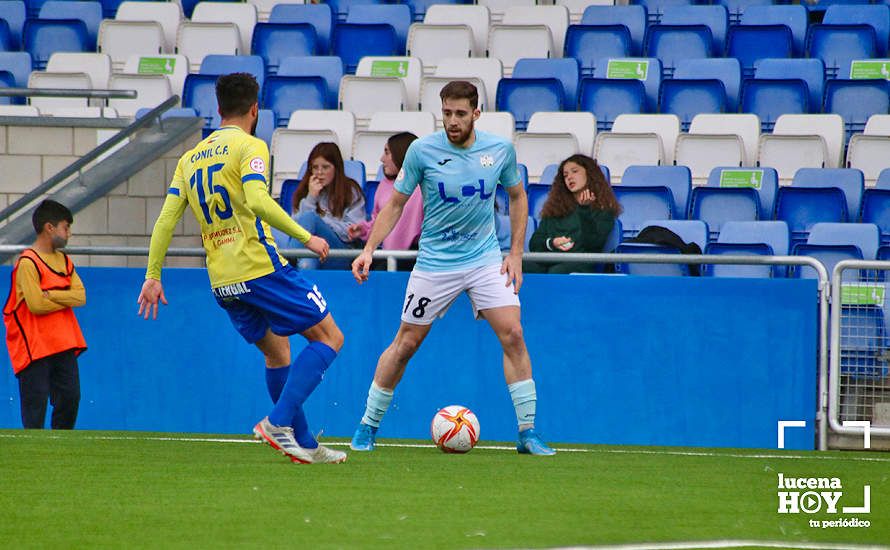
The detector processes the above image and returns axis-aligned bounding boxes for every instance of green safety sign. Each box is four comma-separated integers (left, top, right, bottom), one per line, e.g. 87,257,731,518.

370,60,408,77
606,60,648,80
718,169,763,190
841,283,886,306
137,57,176,75
849,60,890,80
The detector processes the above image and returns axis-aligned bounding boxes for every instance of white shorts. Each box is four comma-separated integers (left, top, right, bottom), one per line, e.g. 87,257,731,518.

400,263,521,325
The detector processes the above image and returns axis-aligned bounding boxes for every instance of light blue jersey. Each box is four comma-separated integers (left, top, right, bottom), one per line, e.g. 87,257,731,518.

394,130,521,271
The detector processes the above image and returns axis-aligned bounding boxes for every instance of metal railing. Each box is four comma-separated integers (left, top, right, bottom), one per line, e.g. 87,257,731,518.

830,259,890,443
0,95,180,225
0,88,137,99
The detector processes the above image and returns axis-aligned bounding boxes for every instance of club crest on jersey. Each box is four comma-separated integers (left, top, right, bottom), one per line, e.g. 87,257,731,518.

249,157,265,173
480,154,495,168
397,168,405,181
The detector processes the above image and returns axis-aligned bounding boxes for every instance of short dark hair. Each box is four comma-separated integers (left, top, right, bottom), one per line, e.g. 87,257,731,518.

32,199,72,234
439,80,479,109
216,73,259,118
387,132,418,170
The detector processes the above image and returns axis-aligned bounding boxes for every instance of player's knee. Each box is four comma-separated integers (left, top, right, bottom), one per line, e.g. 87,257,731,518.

325,324,345,352
393,334,422,361
502,323,525,350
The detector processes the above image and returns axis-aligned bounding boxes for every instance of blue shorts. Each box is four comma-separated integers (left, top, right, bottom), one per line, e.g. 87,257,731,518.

213,266,329,344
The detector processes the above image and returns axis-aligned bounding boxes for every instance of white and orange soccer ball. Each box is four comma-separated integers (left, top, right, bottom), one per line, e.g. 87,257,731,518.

430,405,480,453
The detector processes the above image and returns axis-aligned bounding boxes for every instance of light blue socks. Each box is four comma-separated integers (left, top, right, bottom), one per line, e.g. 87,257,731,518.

508,379,537,427
361,381,394,428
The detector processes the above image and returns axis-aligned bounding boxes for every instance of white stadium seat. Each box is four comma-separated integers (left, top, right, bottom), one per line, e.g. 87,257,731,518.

98,20,164,72
502,5,569,56
116,1,183,54
352,130,392,181
556,0,616,24
420,76,487,120
476,111,515,141
487,25,553,76
271,128,339,196
287,109,356,159
675,133,745,184
424,4,490,56
339,75,408,128
247,0,302,23
478,0,536,23
176,22,241,73
191,1,257,55
28,72,91,116
846,115,890,186
355,56,423,113
407,24,473,76
515,132,579,183
0,105,41,116
612,114,681,165
527,111,596,157
759,114,845,183
435,57,502,109
369,111,436,137
46,53,112,90
594,133,663,182
108,73,174,117
688,113,760,166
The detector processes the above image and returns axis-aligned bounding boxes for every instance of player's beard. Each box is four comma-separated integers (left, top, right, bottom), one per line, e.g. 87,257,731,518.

249,115,258,136
446,122,474,146
50,235,68,250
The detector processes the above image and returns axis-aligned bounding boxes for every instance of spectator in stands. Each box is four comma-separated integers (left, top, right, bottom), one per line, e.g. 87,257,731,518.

525,154,620,274
3,200,86,429
285,142,366,270
346,132,423,270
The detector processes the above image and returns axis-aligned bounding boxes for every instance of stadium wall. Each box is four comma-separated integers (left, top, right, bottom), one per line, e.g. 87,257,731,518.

0,122,204,267
0,267,818,450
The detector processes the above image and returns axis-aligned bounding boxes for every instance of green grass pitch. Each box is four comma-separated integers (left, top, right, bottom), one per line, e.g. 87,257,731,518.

1,430,888,549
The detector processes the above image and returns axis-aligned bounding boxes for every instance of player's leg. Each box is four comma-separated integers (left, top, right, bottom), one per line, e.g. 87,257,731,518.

47,350,80,430
351,321,433,451
254,330,317,452
352,268,462,451
16,358,51,429
480,305,555,456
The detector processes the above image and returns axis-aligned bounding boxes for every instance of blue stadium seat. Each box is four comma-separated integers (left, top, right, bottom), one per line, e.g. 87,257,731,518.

513,58,580,109
792,168,865,226
689,187,759,241
581,5,647,56
346,4,411,47
278,56,344,110
269,4,333,51
495,78,565,131
727,25,793,78
753,58,825,114
658,79,726,131
644,219,708,250
776,187,848,249
660,5,728,56
262,76,327,127
593,57,662,113
861,170,890,245
255,109,274,149
0,1,26,49
0,70,15,105
539,164,558,187
840,305,888,379
644,24,712,77
706,166,778,220
717,0,774,24
518,164,528,188
613,185,675,238
705,220,789,278
251,24,317,74
824,4,890,58
739,78,808,132
824,79,890,139
98,0,128,19
23,19,90,70
328,0,386,22
618,218,707,276
200,55,266,88
406,0,470,22
793,222,878,280
622,165,691,220
0,21,12,51
38,1,101,48
527,183,552,220
25,0,50,18
180,0,233,19
807,24,877,79
636,0,695,23
279,179,298,214
740,5,808,57
603,218,623,252
332,23,400,73
362,179,377,218
182,74,219,128
674,57,741,112
564,25,631,77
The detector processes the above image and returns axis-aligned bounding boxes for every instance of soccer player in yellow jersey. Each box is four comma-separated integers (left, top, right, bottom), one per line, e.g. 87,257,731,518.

137,73,347,464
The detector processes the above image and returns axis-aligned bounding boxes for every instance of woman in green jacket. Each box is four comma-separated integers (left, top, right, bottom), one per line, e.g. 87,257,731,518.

526,154,621,274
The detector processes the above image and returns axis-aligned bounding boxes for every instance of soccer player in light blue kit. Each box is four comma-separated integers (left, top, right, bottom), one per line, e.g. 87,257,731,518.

350,81,555,455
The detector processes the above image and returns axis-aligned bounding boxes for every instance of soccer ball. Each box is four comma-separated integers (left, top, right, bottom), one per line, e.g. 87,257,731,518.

430,405,480,453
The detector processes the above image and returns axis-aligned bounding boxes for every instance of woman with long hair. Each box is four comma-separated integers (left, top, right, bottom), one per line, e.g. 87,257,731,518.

285,142,365,270
526,154,621,274
347,132,423,268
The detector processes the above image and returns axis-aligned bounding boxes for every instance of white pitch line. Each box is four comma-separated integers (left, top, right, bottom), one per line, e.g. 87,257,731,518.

560,541,889,550
1,432,889,462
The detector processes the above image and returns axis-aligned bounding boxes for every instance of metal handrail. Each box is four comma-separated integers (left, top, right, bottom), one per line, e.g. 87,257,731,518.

0,88,137,99
0,95,181,225
828,259,890,439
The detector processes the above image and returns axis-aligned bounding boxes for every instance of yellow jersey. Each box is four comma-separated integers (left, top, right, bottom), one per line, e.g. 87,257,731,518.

168,126,287,287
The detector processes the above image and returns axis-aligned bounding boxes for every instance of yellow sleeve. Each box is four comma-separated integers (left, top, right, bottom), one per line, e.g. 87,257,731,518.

46,267,86,308
17,259,65,315
146,161,189,280
239,137,311,244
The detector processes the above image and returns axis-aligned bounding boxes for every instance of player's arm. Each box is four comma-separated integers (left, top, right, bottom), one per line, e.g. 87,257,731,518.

501,146,526,293
352,190,410,283
139,164,188,320
17,260,66,314
45,268,86,308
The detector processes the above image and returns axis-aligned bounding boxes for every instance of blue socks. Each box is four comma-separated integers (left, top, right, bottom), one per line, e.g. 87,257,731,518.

267,341,337,442
361,381,394,428
508,379,537,427
264,366,317,449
